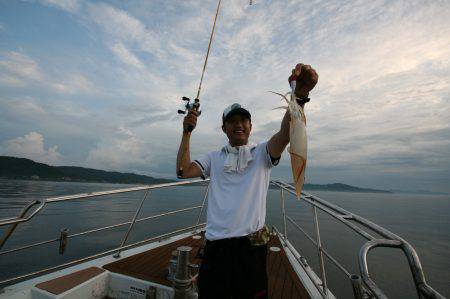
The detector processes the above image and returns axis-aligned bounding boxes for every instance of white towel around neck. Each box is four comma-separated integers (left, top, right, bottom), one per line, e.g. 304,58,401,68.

222,143,257,173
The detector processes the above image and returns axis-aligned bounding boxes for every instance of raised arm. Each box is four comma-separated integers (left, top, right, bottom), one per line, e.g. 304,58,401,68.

267,109,293,159
176,111,203,179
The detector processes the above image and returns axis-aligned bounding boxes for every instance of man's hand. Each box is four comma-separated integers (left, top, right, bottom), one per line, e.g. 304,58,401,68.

292,63,318,98
183,110,199,133
177,109,203,179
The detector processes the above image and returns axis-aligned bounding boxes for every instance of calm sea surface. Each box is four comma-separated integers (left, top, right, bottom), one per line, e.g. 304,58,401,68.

0,179,449,298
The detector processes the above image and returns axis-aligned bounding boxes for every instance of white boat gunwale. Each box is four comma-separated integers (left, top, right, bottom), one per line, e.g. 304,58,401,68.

0,229,198,298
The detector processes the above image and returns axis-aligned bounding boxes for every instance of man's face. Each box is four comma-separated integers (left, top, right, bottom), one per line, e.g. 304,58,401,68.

222,114,252,146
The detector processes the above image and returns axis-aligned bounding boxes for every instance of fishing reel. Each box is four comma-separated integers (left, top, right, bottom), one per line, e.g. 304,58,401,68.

178,96,201,133
177,96,201,116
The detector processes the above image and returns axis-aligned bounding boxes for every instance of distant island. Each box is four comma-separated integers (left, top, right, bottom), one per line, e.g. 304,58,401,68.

0,156,391,193
302,183,391,193
0,156,172,185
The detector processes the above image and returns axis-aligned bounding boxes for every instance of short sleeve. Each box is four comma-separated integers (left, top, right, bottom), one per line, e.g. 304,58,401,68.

257,141,279,168
193,153,212,177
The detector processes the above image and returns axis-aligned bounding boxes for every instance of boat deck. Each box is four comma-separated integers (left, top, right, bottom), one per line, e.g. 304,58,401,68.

103,232,310,298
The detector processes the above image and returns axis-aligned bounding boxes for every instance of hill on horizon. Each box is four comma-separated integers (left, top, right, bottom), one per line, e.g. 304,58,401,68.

0,156,397,193
8,155,432,194
302,182,391,193
0,156,172,185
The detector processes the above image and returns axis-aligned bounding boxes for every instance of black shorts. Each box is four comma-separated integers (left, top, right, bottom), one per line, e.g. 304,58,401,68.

197,236,268,299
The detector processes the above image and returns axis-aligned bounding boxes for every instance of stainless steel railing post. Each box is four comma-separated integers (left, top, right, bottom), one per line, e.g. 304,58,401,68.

312,205,328,295
114,189,150,258
280,187,288,241
0,200,40,250
194,184,209,233
350,274,365,299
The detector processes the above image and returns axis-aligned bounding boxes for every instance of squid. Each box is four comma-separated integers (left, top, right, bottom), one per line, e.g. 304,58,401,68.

271,81,307,200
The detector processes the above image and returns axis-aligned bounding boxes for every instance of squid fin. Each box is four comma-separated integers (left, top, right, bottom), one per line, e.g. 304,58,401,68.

288,147,307,200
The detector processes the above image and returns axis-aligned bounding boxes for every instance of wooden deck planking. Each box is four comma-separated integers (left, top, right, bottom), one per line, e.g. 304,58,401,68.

103,232,311,298
268,249,282,298
103,234,204,286
35,267,105,295
267,235,309,299
282,274,293,299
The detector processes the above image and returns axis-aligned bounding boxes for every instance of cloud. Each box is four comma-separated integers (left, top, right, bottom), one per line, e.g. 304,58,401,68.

39,0,81,13
111,43,145,69
1,132,61,165
87,2,161,57
86,126,150,172
0,74,26,87
50,73,95,94
0,51,96,94
1,96,47,117
0,52,43,83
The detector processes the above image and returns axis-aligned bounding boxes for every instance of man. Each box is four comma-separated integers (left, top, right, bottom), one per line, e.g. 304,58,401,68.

176,64,318,298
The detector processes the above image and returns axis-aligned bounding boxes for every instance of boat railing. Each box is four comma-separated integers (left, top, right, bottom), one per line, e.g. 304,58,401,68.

271,179,445,299
0,179,209,288
0,179,445,299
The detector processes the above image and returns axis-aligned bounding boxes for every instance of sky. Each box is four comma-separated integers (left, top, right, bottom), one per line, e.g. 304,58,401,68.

0,0,449,192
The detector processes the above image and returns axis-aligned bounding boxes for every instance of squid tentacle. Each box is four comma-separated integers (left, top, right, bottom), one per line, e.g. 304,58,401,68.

268,91,290,105
272,106,288,111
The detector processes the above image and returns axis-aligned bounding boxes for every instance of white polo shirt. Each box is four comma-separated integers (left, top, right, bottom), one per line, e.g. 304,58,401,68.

194,141,277,241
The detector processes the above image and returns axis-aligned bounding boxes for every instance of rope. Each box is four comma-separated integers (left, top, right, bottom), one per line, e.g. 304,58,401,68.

195,0,222,100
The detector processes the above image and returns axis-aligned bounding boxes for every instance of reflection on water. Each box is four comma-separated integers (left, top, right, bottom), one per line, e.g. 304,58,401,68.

0,179,449,298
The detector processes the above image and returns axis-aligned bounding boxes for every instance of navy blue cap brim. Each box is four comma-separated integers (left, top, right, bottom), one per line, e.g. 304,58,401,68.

223,107,251,123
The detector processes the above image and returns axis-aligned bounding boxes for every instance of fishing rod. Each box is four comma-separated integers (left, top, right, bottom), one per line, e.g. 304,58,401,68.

177,0,222,179
177,0,222,131
177,1,255,179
